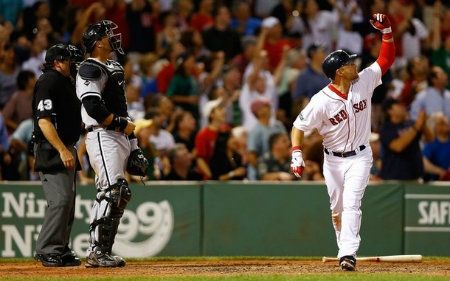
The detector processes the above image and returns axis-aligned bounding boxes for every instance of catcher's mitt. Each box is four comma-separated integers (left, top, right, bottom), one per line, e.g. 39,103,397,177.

127,148,149,176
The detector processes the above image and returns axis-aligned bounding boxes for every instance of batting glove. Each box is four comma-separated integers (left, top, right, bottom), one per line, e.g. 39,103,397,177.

290,147,305,178
370,13,393,40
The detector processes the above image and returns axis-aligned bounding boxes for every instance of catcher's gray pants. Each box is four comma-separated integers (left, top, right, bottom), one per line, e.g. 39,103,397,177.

85,129,131,253
85,129,131,191
35,147,77,256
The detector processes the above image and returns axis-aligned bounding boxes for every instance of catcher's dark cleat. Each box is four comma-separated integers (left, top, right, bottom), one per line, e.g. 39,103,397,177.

339,255,356,271
85,250,124,268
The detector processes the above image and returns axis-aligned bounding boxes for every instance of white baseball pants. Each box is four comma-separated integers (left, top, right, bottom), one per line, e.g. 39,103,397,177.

323,146,372,258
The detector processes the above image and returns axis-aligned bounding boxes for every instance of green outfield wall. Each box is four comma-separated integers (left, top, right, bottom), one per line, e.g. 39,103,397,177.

0,182,449,258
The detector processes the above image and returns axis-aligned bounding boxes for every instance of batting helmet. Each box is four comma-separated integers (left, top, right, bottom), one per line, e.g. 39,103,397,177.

45,43,71,63
322,50,357,80
82,20,124,55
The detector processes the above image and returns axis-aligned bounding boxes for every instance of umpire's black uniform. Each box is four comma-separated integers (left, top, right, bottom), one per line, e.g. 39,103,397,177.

32,44,82,267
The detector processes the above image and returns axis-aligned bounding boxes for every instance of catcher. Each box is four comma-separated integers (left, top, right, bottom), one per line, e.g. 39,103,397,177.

76,20,148,268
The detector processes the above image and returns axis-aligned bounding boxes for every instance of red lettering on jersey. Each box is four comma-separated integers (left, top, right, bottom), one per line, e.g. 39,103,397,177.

353,99,367,113
329,117,338,125
329,110,348,125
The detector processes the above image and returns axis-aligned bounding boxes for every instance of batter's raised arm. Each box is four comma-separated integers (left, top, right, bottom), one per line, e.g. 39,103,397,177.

370,13,395,74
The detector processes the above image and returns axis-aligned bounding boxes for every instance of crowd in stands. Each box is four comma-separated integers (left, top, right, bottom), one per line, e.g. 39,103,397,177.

0,0,450,183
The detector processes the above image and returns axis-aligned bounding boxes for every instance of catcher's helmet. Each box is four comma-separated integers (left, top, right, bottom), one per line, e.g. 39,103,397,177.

82,20,124,55
45,43,71,63
322,50,357,80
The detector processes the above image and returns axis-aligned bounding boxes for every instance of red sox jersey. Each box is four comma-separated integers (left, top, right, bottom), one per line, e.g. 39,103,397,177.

293,62,382,152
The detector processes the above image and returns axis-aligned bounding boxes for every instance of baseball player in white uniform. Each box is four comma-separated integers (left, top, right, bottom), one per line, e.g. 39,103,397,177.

290,14,395,271
76,20,136,267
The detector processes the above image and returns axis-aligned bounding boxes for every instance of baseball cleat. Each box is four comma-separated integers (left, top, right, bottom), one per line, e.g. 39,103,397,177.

85,250,123,268
339,255,356,271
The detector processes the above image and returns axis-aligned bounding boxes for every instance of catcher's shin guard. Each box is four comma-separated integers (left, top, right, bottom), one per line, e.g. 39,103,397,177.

88,179,131,254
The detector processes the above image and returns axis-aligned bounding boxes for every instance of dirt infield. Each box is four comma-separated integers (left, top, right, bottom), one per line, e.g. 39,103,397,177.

1,259,450,278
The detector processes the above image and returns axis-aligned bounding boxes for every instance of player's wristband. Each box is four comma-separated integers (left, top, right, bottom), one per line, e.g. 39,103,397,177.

381,27,392,34
291,146,302,152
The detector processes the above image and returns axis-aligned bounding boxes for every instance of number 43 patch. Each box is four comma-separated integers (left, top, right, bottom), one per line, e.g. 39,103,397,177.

37,99,53,111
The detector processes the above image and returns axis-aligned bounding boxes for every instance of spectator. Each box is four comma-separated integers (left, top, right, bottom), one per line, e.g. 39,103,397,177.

155,41,185,94
139,52,159,97
173,0,193,32
156,12,180,56
0,113,11,180
369,132,382,181
247,99,286,180
430,1,450,90
172,110,197,152
124,57,144,121
231,36,257,76
134,118,159,180
299,0,339,52
259,17,294,72
146,107,175,155
164,143,202,180
257,132,295,181
8,118,35,180
190,0,214,32
398,55,429,107
230,2,261,36
126,0,156,53
179,29,210,59
219,65,243,126
0,43,19,108
402,17,428,61
211,132,246,180
423,113,450,181
3,70,36,132
292,44,328,111
21,30,48,78
195,98,229,179
167,52,200,118
410,66,450,121
240,50,279,131
379,99,432,180
202,5,242,62
145,94,176,130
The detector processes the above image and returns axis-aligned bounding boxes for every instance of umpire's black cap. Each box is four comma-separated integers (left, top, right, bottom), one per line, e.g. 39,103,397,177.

45,44,71,63
322,50,358,80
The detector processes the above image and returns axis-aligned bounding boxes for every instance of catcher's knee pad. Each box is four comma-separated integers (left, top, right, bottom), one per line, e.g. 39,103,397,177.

89,179,131,251
109,178,131,217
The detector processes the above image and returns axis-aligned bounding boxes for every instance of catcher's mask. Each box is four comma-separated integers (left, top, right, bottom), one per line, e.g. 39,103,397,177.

82,20,124,55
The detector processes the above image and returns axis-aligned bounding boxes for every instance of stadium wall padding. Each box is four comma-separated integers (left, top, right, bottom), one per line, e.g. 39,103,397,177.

0,182,449,257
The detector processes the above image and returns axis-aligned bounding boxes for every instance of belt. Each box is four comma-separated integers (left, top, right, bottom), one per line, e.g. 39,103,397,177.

324,145,366,158
86,125,103,132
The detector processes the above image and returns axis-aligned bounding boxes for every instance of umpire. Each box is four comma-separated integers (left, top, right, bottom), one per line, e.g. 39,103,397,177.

33,43,82,267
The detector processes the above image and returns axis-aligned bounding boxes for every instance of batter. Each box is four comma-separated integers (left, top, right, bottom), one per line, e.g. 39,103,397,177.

290,13,395,271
